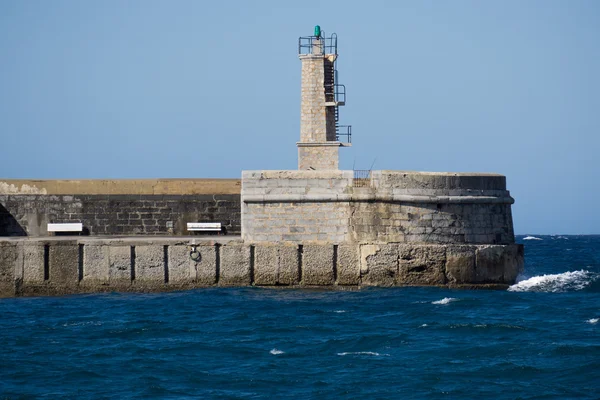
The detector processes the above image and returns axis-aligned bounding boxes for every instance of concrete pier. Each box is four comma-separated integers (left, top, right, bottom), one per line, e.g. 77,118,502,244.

0,236,522,298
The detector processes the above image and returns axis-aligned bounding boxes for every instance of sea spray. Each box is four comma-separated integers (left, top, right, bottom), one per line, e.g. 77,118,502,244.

508,270,596,292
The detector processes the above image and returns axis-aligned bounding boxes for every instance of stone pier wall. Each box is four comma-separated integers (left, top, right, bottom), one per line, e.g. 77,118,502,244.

0,238,524,298
0,179,241,236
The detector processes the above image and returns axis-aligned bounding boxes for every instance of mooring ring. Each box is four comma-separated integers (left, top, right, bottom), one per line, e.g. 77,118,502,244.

190,250,201,262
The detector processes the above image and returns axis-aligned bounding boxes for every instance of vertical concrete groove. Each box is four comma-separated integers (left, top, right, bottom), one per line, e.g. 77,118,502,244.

78,244,84,282
163,245,169,284
297,245,303,284
215,243,221,285
249,245,255,286
130,246,136,281
333,244,338,284
43,244,49,281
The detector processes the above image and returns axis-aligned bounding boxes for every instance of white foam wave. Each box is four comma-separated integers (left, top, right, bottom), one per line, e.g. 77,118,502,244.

587,318,599,324
269,348,285,355
337,351,390,357
508,270,595,293
333,310,347,313
523,236,543,240
420,324,428,327
432,297,458,305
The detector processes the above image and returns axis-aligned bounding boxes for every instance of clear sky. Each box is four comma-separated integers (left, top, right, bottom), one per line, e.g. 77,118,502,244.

1,1,599,235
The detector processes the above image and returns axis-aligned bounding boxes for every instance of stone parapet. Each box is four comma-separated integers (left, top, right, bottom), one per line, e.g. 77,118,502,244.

0,238,524,297
0,179,241,195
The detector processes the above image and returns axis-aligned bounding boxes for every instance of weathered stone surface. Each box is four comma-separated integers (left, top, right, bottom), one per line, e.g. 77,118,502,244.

445,246,476,284
302,245,334,285
360,244,398,287
109,246,131,284
196,245,217,285
242,170,514,245
254,245,278,285
337,245,360,285
476,244,523,283
0,243,18,282
503,244,524,284
49,242,79,285
254,244,300,286
168,244,217,285
23,243,45,284
278,244,299,285
83,245,109,283
298,145,339,170
169,245,196,284
398,245,446,285
297,53,339,170
475,245,506,283
0,243,18,297
135,245,165,283
0,238,524,297
219,244,250,286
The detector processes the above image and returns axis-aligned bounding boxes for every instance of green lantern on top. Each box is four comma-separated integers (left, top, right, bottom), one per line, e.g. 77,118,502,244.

314,25,321,38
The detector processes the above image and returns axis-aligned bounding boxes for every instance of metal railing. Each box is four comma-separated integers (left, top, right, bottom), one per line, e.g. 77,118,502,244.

353,170,371,187
325,69,346,104
298,33,338,56
325,83,346,104
336,125,352,143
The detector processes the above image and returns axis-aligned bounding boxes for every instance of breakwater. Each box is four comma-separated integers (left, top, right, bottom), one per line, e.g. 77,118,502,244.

0,237,522,297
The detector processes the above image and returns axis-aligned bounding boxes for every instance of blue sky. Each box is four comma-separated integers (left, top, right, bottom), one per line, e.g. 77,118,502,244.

1,0,599,234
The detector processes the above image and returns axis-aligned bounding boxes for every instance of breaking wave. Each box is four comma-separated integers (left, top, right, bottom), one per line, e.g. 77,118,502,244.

432,297,458,305
508,270,597,293
587,318,599,324
269,348,285,355
523,236,543,240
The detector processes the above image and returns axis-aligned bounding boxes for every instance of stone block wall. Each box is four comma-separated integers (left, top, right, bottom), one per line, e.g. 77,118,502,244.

297,52,341,170
297,144,339,170
242,170,352,242
0,179,242,236
243,202,349,242
242,170,516,245
0,194,241,236
348,201,514,244
0,238,524,298
299,54,326,143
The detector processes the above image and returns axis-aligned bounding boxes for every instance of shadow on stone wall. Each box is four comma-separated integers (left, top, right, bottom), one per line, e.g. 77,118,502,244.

0,204,26,236
0,194,241,237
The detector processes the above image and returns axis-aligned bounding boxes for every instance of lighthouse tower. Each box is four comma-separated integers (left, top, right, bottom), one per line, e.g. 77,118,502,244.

297,26,351,170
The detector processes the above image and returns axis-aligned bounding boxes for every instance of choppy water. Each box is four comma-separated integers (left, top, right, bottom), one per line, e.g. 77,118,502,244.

1,235,599,399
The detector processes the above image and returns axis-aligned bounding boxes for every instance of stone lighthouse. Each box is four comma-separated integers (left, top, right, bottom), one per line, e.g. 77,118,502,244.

297,26,351,170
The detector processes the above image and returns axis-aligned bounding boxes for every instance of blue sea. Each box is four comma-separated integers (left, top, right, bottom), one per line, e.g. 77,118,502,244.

1,235,599,399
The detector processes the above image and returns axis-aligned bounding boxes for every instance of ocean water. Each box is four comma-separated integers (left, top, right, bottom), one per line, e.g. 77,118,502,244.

1,235,599,399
